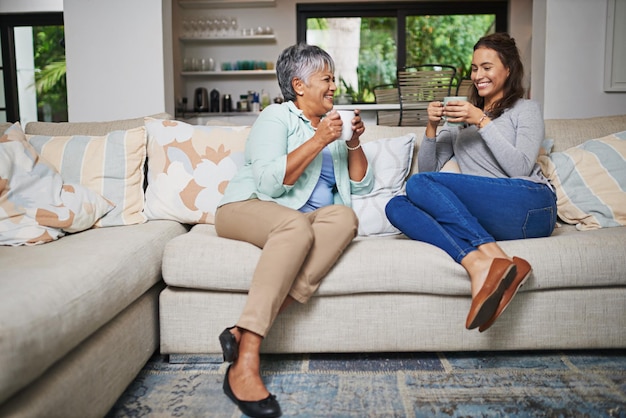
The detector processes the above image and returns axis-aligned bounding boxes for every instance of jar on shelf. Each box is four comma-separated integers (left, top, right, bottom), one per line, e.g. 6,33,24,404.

237,95,249,112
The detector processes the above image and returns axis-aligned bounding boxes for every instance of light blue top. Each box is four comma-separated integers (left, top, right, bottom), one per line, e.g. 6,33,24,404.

299,146,335,212
218,101,374,209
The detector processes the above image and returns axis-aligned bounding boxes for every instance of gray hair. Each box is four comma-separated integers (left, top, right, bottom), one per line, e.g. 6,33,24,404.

276,43,335,102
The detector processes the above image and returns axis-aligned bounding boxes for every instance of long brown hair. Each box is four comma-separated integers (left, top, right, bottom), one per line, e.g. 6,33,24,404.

468,33,525,119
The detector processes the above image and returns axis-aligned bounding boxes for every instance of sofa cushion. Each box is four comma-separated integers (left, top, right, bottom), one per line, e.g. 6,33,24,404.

162,223,626,297
26,127,148,227
545,114,626,152
1,123,113,246
351,133,415,236
538,130,626,230
144,118,249,224
23,113,171,136
0,219,187,404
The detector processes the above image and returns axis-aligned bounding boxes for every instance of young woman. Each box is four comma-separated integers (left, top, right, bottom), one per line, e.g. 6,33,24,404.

214,43,373,418
385,33,556,333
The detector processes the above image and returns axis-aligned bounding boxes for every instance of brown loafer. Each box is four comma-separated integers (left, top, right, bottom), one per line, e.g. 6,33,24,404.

466,258,517,330
478,257,532,332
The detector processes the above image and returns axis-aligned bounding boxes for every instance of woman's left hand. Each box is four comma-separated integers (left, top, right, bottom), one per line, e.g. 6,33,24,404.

348,109,365,141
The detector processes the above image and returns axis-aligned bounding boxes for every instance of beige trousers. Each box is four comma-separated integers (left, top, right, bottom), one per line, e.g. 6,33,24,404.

214,199,358,337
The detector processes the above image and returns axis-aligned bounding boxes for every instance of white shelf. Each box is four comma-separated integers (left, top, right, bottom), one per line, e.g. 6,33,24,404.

180,35,276,43
181,70,276,77
179,0,276,8
334,104,401,111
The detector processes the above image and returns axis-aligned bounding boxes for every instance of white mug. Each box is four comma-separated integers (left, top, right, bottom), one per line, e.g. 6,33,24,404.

336,110,354,141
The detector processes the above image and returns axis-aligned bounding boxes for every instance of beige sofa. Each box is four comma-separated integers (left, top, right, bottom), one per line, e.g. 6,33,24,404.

159,114,626,356
1,114,625,418
0,117,188,418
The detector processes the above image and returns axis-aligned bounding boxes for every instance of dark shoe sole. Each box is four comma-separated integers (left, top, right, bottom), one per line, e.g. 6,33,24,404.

466,259,517,330
478,257,532,332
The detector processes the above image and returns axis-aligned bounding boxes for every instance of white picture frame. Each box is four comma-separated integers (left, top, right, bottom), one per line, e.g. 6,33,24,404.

604,0,626,92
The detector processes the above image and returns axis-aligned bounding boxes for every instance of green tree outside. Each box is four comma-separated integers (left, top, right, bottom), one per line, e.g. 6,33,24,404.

348,14,495,103
405,14,495,78
33,25,67,121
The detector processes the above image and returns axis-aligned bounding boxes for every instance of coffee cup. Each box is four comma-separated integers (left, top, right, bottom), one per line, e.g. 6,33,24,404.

336,110,354,141
443,96,467,127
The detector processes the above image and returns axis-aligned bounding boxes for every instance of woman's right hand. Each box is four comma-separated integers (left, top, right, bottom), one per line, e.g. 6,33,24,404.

426,101,444,137
314,111,343,145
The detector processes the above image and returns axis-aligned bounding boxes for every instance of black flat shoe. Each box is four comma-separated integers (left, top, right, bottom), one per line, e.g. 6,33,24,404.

219,326,238,363
223,365,282,418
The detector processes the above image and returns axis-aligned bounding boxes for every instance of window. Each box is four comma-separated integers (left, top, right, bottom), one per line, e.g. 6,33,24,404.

0,13,66,124
297,2,507,103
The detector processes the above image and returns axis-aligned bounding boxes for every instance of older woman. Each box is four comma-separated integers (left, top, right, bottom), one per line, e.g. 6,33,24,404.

214,43,374,418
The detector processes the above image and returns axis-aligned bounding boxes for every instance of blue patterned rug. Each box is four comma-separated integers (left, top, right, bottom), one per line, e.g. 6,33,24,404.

106,350,626,417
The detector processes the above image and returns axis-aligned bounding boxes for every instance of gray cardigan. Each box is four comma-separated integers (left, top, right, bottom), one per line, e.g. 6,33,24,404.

418,99,551,188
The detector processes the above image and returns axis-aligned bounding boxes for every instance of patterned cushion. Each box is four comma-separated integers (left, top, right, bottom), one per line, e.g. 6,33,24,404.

352,134,415,236
538,130,626,230
1,123,113,246
26,127,148,227
144,118,249,224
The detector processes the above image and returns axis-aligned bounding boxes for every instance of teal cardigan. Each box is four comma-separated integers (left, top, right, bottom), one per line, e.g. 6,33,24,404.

218,101,374,210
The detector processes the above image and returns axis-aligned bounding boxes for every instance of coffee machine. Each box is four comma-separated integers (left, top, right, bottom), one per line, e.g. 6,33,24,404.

194,87,209,112
210,89,220,113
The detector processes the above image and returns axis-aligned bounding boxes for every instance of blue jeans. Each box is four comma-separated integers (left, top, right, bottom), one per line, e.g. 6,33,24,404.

385,172,557,263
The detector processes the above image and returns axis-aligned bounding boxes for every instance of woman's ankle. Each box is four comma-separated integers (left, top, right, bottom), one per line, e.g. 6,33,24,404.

461,251,493,297
477,242,510,260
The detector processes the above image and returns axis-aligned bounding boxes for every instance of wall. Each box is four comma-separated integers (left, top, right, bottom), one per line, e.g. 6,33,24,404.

63,0,173,121
530,0,546,107
509,0,533,94
532,0,626,119
0,0,61,13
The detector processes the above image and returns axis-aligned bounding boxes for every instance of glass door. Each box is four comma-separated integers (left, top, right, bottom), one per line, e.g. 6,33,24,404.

0,13,66,125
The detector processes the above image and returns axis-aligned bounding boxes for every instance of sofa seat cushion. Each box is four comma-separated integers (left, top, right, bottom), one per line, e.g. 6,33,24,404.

0,220,187,404
162,224,626,296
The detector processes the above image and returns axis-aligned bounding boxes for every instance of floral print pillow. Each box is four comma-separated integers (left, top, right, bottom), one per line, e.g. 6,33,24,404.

144,118,250,224
0,123,113,246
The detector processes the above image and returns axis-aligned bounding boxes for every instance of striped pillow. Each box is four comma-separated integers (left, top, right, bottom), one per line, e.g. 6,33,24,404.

26,127,147,227
538,130,626,230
